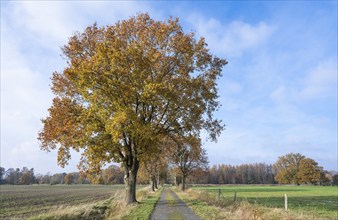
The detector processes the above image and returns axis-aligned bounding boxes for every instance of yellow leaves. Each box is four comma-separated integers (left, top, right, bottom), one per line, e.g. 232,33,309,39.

141,83,161,100
106,110,128,142
40,13,226,177
57,146,71,168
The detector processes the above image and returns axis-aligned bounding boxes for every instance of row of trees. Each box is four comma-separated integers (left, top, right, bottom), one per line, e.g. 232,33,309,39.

2,154,337,186
0,167,35,185
0,166,124,185
0,167,89,185
37,13,226,204
187,153,336,186
35,14,337,204
135,152,337,187
199,163,276,184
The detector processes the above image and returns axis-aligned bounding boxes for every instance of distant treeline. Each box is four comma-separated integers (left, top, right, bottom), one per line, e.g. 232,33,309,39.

1,162,337,186
188,163,276,184
188,164,337,186
0,165,123,185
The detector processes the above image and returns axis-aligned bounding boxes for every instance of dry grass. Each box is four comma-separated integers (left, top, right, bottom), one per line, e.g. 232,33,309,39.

30,188,135,220
30,198,112,220
104,189,130,220
176,188,330,220
106,187,151,219
29,192,118,220
29,186,160,220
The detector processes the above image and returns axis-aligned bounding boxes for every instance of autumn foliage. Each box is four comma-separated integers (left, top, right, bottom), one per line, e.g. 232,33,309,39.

274,153,329,185
38,14,226,204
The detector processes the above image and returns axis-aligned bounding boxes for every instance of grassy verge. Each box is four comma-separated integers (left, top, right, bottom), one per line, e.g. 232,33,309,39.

166,189,177,206
193,185,338,219
120,187,163,220
174,188,228,220
175,188,332,220
28,191,122,220
28,186,162,220
28,197,114,220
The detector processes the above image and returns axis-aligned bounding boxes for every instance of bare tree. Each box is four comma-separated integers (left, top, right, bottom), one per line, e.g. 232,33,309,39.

167,135,208,191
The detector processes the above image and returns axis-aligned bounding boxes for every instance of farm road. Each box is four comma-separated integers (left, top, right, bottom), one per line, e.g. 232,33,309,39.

150,187,200,220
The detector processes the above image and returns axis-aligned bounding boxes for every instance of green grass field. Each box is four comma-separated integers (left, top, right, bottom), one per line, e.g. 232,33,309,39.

192,185,338,219
0,184,124,219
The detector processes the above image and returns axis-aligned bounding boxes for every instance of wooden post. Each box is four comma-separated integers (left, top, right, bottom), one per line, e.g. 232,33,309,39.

234,192,237,204
284,194,288,211
218,188,221,201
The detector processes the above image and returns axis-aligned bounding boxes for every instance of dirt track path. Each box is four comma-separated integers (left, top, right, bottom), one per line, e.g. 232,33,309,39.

150,187,200,220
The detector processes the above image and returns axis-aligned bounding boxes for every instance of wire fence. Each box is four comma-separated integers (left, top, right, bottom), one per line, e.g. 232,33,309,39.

194,187,337,217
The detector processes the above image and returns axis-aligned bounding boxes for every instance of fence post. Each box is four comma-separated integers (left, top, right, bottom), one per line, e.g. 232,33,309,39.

218,188,220,201
284,194,288,211
234,191,237,204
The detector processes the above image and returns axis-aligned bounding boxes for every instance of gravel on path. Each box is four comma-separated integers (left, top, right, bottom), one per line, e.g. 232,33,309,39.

150,187,200,220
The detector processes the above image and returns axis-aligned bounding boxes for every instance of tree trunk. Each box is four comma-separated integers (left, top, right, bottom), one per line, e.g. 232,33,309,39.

181,175,186,191
150,176,155,191
154,174,158,189
124,156,139,205
156,170,160,189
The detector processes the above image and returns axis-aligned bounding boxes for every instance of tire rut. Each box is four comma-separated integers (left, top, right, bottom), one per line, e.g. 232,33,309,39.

150,187,200,220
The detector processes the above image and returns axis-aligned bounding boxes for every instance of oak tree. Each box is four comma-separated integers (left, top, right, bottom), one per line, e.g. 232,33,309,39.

297,158,329,185
166,135,208,191
38,13,226,204
274,153,305,184
102,165,124,184
139,142,170,191
139,155,159,191
64,173,74,184
19,172,33,185
297,158,320,185
274,153,329,185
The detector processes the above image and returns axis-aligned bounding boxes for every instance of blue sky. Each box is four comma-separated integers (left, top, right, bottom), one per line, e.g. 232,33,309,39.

1,1,337,174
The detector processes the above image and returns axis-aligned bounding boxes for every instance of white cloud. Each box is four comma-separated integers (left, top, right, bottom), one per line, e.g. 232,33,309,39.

1,2,336,174
207,104,336,168
270,59,337,105
6,1,156,51
17,2,72,36
187,14,275,56
1,28,54,173
299,59,337,100
1,1,160,174
193,4,337,171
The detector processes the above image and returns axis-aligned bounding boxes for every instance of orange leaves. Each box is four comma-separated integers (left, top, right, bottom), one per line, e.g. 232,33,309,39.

38,97,83,153
297,158,323,184
57,146,71,168
39,13,226,178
